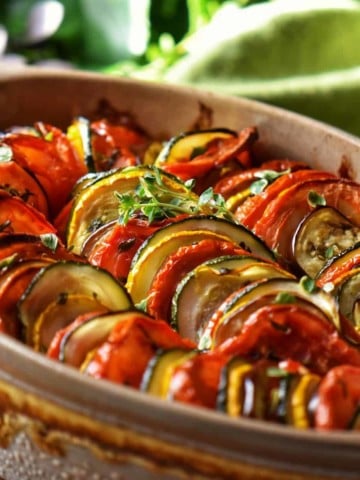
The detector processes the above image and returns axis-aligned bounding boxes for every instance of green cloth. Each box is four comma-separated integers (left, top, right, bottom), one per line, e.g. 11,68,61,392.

161,0,360,137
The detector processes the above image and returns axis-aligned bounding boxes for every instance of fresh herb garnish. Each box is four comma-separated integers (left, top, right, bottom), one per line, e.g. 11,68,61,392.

274,292,296,304
116,167,232,225
308,191,326,208
266,366,290,378
300,276,317,294
0,145,12,163
325,246,335,259
250,169,290,195
40,233,59,252
0,253,18,269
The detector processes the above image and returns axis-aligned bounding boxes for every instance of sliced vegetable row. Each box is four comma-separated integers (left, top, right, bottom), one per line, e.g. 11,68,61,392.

1,117,360,431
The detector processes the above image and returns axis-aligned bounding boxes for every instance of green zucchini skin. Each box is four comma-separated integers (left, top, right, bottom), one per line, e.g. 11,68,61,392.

131,215,274,268
18,261,132,351
68,116,95,173
171,257,292,342
217,357,320,427
140,348,196,397
155,128,237,165
58,309,151,368
127,215,275,305
198,278,340,350
66,165,193,254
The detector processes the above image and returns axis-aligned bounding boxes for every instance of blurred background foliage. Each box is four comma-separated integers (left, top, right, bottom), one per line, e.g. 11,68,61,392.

2,0,360,136
0,0,267,69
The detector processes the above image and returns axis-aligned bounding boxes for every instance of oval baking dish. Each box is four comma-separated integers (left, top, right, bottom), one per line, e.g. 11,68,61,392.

0,69,359,480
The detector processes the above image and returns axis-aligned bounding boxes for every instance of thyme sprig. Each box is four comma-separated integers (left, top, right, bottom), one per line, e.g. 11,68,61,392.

250,169,291,195
116,167,233,225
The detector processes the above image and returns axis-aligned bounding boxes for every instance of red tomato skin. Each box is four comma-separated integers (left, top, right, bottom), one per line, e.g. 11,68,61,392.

168,350,229,408
4,128,87,217
47,310,108,360
253,178,360,265
235,170,336,229
147,239,250,321
84,315,196,388
87,215,189,281
218,304,360,375
0,191,57,236
91,119,149,170
0,160,49,217
315,365,360,430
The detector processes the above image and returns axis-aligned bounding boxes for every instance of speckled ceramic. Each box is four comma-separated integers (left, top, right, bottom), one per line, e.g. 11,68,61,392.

0,69,359,480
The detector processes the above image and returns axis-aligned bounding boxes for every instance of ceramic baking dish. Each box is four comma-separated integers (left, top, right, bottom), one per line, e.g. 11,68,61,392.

0,69,359,480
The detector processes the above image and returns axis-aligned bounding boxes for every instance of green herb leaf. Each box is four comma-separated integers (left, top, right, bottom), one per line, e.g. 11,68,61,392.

0,145,12,163
135,298,148,312
274,292,296,304
266,366,290,378
300,276,317,293
44,131,54,142
325,246,335,259
250,169,290,195
308,191,326,208
116,167,233,225
250,178,268,195
198,331,211,350
40,233,59,252
0,253,18,269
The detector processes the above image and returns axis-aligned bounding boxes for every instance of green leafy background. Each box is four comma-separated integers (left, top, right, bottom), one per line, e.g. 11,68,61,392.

2,0,360,137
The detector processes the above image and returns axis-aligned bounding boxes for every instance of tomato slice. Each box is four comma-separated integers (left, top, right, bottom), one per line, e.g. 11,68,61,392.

259,159,310,172
84,314,195,388
91,119,149,170
86,215,189,282
168,350,229,408
236,170,336,229
315,365,360,430
0,190,57,236
0,160,49,217
147,239,249,322
214,159,309,199
47,310,108,361
160,127,258,182
253,178,360,266
0,259,52,338
53,199,73,242
4,125,87,217
0,233,77,264
218,304,360,375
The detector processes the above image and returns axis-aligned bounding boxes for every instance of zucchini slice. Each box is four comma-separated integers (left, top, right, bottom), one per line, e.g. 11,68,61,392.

288,373,320,429
216,357,255,417
172,260,292,342
66,165,192,254
67,116,95,172
66,167,146,254
293,207,360,278
140,348,196,398
18,261,132,351
155,128,237,165
225,188,252,213
199,278,340,349
131,216,273,264
127,215,274,304
59,309,144,367
127,229,235,305
217,357,320,427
